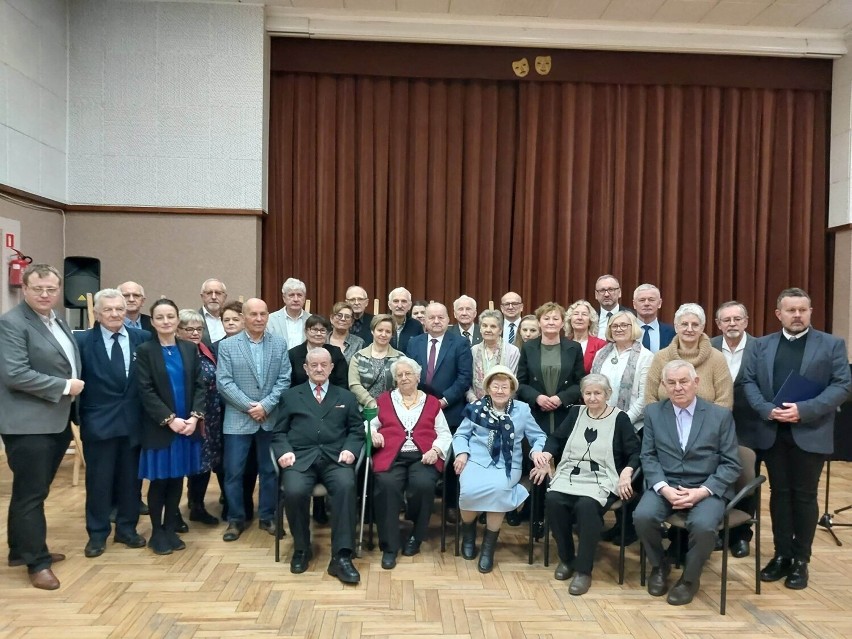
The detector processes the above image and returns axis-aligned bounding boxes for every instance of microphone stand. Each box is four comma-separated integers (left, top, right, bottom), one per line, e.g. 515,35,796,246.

818,460,852,546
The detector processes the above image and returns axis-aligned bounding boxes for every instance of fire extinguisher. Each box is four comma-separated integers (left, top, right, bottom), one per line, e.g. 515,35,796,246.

8,249,33,288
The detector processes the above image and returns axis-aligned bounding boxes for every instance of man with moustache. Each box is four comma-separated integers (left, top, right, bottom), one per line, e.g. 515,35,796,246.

217,298,292,541
633,284,675,353
199,278,227,346
595,275,633,339
0,264,84,589
388,286,423,352
118,281,151,332
743,288,851,589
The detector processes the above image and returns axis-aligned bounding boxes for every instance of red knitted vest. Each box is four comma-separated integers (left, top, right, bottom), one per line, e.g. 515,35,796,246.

373,392,444,473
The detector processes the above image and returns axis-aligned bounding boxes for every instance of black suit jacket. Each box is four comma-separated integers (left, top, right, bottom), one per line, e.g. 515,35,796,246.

449,323,482,346
288,342,348,388
136,338,205,450
75,325,151,444
517,337,585,433
271,382,364,472
351,312,375,345
390,317,424,352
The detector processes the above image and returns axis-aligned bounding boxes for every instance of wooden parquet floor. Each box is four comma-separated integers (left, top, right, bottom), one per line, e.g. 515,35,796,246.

2,457,852,639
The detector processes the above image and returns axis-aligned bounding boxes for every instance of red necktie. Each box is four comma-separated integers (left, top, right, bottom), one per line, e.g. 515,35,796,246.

426,338,437,384
314,385,323,403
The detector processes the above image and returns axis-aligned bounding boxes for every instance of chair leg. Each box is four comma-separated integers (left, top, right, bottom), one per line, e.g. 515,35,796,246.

543,513,550,567
618,508,626,585
639,543,646,586
721,523,730,615
528,486,536,565
275,482,282,563
440,474,447,553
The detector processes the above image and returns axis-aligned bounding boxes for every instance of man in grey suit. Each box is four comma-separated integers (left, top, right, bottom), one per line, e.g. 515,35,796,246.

711,301,764,558
634,359,741,606
743,287,851,590
272,348,364,584
0,264,84,590
217,297,292,542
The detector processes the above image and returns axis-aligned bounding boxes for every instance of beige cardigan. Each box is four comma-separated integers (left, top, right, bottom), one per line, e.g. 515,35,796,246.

644,334,733,409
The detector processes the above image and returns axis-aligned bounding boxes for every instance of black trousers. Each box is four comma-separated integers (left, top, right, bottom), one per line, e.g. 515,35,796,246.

764,427,826,561
2,425,71,573
546,491,607,574
84,436,140,542
373,451,440,553
282,456,357,556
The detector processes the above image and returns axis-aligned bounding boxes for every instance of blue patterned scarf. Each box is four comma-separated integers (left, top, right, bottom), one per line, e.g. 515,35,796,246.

462,395,515,478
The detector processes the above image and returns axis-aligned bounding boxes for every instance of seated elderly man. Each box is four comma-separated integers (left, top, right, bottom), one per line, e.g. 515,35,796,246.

272,349,364,584
634,359,740,606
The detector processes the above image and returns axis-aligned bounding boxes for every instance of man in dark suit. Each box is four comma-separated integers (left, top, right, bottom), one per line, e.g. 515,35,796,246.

743,287,851,590
633,283,675,352
388,286,423,352
199,277,227,347
594,274,634,339
118,281,152,332
0,264,84,590
711,300,762,558
451,294,483,346
346,285,374,345
75,289,151,558
634,359,741,606
272,348,364,583
406,302,473,430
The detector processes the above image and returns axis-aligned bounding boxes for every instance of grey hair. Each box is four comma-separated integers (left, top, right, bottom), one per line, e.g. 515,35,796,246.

715,300,748,321
580,373,613,398
178,309,203,326
633,283,661,298
390,356,422,382
281,277,307,295
94,288,126,311
478,309,503,325
453,295,477,311
673,303,706,327
387,287,412,303
662,359,698,381
200,278,227,294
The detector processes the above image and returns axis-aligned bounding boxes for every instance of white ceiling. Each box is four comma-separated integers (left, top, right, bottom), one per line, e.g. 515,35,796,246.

260,0,852,31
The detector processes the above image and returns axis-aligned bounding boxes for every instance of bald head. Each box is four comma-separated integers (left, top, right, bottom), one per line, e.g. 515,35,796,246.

242,298,269,339
425,302,449,337
117,281,146,319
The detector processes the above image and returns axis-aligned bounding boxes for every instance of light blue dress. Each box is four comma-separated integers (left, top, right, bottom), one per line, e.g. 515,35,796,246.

452,398,546,512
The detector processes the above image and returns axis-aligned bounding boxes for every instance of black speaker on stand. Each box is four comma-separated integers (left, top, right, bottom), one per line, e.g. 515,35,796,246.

818,364,852,546
64,256,100,329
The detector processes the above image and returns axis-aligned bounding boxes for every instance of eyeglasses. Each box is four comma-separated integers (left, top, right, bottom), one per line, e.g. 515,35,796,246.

610,323,631,330
678,322,703,330
307,327,328,334
596,287,620,294
333,313,353,321
718,316,745,324
29,287,60,297
180,326,203,334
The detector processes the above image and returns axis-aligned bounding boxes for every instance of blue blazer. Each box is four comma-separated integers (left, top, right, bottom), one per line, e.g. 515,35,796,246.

658,322,676,350
406,331,473,427
75,325,151,444
742,329,851,455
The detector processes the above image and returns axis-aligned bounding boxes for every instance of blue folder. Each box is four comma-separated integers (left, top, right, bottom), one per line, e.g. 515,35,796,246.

772,370,825,406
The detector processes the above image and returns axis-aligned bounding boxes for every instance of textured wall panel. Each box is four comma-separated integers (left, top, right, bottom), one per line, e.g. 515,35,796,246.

68,0,265,208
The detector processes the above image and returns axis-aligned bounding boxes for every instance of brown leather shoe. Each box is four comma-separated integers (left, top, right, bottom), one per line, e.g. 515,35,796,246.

29,568,60,590
8,553,66,568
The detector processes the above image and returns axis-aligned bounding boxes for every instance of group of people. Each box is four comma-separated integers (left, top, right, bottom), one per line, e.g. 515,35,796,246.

1,267,849,609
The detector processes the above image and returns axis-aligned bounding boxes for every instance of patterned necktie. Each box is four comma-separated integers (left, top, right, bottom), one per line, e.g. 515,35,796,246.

507,323,515,343
110,333,126,379
314,385,323,403
463,330,471,343
642,324,652,350
426,338,438,384
676,408,688,450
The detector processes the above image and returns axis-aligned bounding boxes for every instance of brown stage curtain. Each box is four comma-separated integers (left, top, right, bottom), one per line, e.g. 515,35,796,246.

266,58,829,335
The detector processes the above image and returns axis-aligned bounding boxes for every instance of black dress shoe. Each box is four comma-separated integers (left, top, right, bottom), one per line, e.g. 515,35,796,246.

9,552,66,568
259,519,284,537
166,531,186,551
189,507,220,526
139,501,149,516
600,526,619,542
290,549,312,574
647,563,670,597
327,554,361,584
667,578,699,606
114,532,147,548
730,540,750,558
84,540,106,558
381,551,398,569
223,522,244,542
174,513,189,534
505,509,521,527
760,555,793,582
148,531,173,555
553,561,573,581
785,559,809,590
402,537,421,557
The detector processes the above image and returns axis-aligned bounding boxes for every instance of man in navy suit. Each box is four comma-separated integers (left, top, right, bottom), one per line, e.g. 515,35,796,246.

406,302,473,430
272,349,364,583
743,288,851,590
388,286,423,352
75,288,150,558
634,360,740,606
633,283,675,352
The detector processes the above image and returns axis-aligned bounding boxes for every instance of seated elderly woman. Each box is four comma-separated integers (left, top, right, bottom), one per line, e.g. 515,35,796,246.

467,309,521,402
531,374,640,595
564,299,607,374
369,356,452,569
454,366,548,574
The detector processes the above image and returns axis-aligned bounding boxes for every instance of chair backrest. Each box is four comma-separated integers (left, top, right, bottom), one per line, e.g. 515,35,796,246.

734,445,756,493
